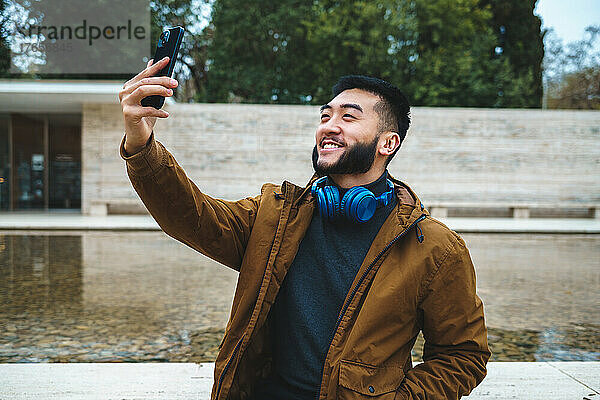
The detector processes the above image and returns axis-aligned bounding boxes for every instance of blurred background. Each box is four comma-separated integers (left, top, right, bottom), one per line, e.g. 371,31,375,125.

1,0,599,108
0,0,598,366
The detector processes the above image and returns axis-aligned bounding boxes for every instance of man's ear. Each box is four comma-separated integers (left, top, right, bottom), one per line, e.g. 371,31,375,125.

378,131,401,156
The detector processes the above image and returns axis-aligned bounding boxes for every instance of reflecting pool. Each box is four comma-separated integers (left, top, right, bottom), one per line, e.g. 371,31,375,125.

0,231,598,362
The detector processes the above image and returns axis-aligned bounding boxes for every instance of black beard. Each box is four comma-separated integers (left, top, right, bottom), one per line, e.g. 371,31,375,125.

312,135,379,176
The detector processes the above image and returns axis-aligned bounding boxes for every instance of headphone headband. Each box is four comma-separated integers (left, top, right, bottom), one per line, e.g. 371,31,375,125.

311,176,395,223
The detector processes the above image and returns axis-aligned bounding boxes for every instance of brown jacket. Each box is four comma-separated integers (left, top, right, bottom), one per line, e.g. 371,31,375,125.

121,134,491,400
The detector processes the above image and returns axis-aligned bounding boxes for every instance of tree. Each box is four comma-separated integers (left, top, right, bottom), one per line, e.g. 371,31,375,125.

385,0,535,107
206,0,543,108
206,0,316,103
544,25,600,109
399,0,502,106
300,0,412,104
547,67,600,109
149,0,213,102
481,0,544,107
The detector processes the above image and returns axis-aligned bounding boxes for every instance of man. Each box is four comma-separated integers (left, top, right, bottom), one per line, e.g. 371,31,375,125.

118,56,490,399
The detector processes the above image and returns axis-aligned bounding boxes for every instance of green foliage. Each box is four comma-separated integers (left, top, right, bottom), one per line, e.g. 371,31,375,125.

402,0,498,106
1,0,545,108
400,0,540,107
301,1,411,104
149,0,212,102
207,0,315,103
481,0,543,107
207,0,543,107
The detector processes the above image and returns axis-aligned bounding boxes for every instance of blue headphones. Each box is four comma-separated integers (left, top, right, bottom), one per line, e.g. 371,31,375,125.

311,176,395,223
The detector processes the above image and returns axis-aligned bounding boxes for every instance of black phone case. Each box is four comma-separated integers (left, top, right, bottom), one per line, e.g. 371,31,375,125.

141,26,184,109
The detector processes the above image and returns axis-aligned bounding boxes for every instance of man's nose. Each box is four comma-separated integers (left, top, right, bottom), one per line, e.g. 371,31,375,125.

321,118,342,135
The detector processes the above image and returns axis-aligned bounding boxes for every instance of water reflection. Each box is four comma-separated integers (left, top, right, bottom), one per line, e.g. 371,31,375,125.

411,324,600,362
0,232,237,362
0,232,598,362
0,235,82,314
463,233,600,362
463,233,599,332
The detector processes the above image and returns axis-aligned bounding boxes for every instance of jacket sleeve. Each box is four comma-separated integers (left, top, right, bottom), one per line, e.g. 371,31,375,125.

120,133,260,271
395,234,491,400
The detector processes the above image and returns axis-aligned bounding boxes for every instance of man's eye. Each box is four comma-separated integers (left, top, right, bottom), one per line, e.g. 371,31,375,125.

320,114,330,120
343,114,355,119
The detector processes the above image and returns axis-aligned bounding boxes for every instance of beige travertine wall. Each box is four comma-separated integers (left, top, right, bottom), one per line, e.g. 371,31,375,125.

82,103,600,214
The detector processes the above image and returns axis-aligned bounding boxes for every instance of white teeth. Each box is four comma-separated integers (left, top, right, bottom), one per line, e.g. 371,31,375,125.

323,143,341,149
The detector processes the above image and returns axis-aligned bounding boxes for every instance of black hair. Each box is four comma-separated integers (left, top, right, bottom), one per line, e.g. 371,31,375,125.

332,75,410,166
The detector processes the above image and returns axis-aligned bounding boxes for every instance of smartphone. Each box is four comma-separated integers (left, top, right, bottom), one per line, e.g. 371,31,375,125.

141,26,185,109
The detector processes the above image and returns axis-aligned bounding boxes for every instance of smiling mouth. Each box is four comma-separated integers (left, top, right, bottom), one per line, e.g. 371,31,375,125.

320,140,344,150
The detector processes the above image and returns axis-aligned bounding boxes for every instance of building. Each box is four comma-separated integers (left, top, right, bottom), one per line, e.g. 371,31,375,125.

0,80,121,211
0,80,598,217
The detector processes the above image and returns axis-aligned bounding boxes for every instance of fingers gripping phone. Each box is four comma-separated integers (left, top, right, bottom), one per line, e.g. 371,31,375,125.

141,26,184,109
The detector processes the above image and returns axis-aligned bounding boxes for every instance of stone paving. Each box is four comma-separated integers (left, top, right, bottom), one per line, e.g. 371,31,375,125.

0,362,598,399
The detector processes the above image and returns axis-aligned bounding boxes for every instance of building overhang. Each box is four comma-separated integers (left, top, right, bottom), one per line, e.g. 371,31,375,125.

0,80,174,114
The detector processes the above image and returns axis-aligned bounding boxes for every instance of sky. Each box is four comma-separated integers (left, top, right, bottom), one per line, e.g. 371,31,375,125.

535,0,600,45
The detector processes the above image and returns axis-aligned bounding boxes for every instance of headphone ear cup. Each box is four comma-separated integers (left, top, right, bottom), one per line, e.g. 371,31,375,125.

323,185,340,220
315,187,328,218
342,187,376,223
340,187,361,221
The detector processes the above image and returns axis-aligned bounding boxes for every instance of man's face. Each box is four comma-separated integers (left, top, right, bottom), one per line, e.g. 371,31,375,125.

313,89,382,176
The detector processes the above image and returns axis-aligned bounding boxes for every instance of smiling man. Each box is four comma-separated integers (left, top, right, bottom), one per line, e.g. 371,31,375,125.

313,87,399,187
119,62,490,399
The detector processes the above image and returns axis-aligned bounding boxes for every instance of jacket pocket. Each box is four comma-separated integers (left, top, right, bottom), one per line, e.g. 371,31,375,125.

337,359,405,399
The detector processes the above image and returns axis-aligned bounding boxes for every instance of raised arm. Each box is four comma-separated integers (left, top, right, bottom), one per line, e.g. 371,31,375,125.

119,59,260,271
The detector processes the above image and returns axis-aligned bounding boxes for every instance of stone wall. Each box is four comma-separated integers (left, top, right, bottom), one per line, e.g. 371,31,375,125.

82,103,600,214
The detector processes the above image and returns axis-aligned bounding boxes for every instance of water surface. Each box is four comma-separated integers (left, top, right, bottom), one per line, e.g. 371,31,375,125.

0,231,598,362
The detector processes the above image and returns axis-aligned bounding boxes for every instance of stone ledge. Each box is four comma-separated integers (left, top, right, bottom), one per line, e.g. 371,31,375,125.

0,362,598,399
1,213,599,233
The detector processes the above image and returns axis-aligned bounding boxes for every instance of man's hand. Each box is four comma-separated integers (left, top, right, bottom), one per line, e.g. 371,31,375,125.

118,57,178,155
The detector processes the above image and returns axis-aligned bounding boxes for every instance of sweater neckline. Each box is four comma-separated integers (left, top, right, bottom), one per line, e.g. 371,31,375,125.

326,170,389,197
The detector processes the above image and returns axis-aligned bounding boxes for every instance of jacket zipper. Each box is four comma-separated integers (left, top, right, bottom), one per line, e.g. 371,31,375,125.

214,228,276,400
215,182,295,400
214,245,272,399
215,335,244,399
315,213,427,400
214,241,273,400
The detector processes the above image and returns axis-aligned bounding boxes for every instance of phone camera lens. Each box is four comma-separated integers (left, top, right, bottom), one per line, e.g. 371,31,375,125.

158,31,170,47
158,31,168,48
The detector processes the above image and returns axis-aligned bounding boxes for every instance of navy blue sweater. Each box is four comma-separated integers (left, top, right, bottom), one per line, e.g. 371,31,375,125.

253,171,397,399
